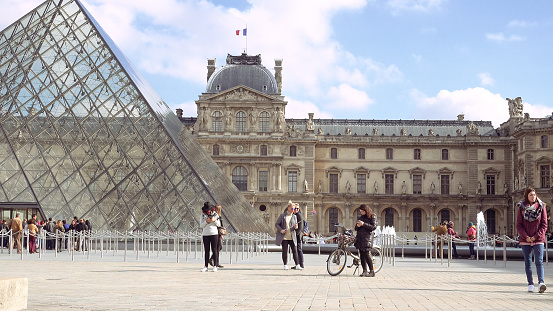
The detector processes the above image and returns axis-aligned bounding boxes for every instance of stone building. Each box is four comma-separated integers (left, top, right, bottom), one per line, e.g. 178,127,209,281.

181,53,553,237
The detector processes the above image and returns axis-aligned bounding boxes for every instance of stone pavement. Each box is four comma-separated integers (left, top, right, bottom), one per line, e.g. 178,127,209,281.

1,250,553,310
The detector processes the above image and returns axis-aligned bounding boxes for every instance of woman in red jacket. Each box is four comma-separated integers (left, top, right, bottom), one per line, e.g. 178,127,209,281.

516,188,548,293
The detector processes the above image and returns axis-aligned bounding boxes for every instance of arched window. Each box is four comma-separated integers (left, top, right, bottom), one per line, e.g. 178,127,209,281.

384,208,394,227
212,111,222,132
232,166,248,191
439,209,450,224
412,208,422,232
486,209,496,234
236,111,246,132
259,111,270,132
354,208,361,220
328,207,339,233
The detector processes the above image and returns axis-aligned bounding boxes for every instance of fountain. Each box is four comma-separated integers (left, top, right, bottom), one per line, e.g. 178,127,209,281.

476,211,488,246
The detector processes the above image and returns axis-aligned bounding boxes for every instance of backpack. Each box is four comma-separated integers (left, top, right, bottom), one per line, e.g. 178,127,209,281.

302,220,309,235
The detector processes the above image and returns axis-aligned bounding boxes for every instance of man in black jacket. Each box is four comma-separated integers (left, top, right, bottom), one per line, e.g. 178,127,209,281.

291,203,305,269
45,218,56,250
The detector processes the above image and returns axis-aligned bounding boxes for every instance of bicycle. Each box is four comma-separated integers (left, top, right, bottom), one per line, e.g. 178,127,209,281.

326,223,383,276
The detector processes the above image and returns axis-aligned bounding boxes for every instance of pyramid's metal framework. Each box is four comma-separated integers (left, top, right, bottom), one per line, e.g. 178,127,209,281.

0,0,271,232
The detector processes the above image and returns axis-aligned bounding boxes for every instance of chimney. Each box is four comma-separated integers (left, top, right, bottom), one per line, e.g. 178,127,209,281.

274,59,283,94
207,58,216,82
176,108,183,118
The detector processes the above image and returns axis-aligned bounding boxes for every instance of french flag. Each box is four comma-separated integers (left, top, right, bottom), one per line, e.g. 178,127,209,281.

236,28,247,36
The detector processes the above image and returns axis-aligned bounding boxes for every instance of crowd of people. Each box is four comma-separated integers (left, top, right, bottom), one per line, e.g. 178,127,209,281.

0,214,93,254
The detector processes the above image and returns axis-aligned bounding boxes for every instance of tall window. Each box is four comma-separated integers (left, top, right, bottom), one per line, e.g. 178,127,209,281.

288,171,298,192
329,208,339,232
259,111,270,132
384,208,394,227
412,174,422,194
260,145,267,156
440,175,449,194
329,174,338,193
358,148,365,159
386,148,393,160
412,209,422,232
330,148,337,159
258,170,268,191
212,111,222,132
441,149,449,160
414,148,421,160
213,144,220,156
236,111,246,132
486,175,496,194
357,174,366,194
385,174,394,194
540,165,550,188
290,145,297,157
487,149,494,160
486,209,496,234
541,135,549,148
232,166,248,191
440,209,450,224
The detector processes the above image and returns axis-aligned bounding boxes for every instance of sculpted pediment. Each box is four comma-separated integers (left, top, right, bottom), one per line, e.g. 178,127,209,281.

205,86,280,102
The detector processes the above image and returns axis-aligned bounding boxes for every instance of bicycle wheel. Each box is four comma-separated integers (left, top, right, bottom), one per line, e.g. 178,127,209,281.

327,248,347,276
370,247,383,273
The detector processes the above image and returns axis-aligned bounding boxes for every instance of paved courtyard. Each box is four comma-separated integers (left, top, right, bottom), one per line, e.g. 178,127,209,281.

1,249,553,310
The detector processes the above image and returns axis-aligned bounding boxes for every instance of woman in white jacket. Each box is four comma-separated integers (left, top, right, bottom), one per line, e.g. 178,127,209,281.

200,202,221,272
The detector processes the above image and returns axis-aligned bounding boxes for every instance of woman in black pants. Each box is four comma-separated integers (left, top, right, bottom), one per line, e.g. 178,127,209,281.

200,202,220,272
354,204,377,277
275,202,301,270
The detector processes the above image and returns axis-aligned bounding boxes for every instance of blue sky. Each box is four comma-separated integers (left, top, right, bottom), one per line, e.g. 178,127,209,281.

2,0,552,127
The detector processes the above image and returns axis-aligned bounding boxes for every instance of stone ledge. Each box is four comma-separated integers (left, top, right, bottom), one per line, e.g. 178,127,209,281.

0,278,28,311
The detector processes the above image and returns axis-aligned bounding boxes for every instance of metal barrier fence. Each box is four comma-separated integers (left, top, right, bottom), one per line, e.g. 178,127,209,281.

0,229,271,264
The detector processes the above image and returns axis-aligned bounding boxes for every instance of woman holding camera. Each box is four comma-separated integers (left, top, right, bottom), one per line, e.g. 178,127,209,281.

200,202,221,272
354,204,376,277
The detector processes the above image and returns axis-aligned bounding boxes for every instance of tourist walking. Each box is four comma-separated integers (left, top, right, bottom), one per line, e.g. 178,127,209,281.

200,202,220,272
466,222,476,259
8,213,23,254
275,202,301,270
516,187,548,293
354,204,377,277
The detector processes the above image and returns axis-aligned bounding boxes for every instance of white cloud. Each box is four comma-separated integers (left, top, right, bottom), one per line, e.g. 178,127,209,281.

507,20,537,28
485,33,525,42
283,98,334,119
412,53,423,63
410,87,508,127
387,0,445,13
326,84,375,111
478,72,494,86
524,102,553,119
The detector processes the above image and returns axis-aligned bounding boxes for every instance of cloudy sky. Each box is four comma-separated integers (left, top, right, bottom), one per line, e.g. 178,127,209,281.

2,0,552,127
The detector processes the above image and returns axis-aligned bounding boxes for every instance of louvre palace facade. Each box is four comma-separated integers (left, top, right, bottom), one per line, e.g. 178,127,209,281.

181,53,553,237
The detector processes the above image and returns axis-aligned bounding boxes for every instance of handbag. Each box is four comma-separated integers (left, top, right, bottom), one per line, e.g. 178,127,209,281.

218,227,227,236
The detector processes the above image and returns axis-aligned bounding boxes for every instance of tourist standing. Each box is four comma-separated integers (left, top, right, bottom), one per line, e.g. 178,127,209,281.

275,202,301,270
8,214,23,254
354,204,376,277
292,203,305,269
466,222,476,259
209,204,224,269
516,187,548,293
200,202,220,272
447,221,459,258
27,219,39,254
55,220,65,252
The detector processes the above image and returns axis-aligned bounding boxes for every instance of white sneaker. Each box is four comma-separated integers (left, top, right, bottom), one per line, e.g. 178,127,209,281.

539,283,546,293
212,266,218,272
201,267,208,272
284,265,289,270
528,285,534,292
296,265,304,270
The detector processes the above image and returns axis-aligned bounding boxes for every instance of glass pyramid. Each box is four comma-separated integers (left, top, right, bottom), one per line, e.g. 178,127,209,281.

0,0,271,232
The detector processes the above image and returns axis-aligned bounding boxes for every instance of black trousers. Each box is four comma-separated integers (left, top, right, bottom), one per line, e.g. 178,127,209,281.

203,235,219,267
281,239,299,266
359,249,374,272
296,235,304,267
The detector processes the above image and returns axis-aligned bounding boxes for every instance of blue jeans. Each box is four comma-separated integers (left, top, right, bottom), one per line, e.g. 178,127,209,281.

521,244,545,285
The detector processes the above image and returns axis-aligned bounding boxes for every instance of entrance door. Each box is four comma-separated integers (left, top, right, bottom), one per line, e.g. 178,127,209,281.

0,203,44,222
